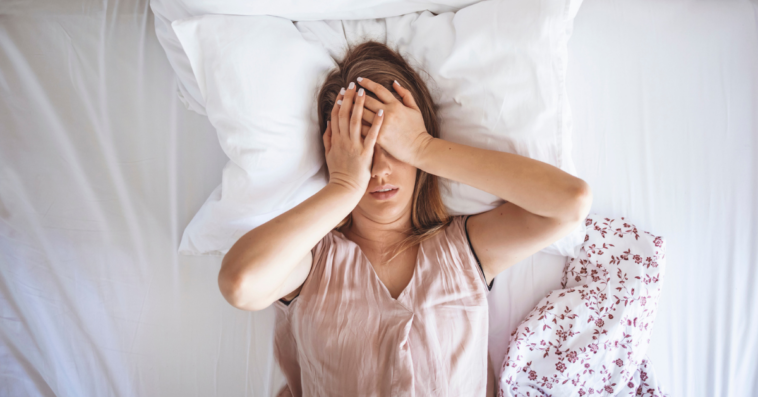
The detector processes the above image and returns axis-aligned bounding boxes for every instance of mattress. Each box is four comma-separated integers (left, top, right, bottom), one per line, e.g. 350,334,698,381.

0,0,756,396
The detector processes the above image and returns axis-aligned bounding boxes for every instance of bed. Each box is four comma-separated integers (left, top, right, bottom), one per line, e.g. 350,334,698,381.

1,0,756,396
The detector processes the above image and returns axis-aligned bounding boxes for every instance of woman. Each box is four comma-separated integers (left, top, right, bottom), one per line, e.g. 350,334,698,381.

218,41,592,396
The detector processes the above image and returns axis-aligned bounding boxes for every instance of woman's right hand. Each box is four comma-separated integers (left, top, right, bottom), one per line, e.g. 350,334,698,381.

323,81,384,195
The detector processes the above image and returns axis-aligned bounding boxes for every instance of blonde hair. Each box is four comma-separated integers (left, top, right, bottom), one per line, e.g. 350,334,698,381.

316,40,452,265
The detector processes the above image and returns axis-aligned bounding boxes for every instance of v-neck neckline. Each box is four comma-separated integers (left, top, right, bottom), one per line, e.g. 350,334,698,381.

335,230,422,302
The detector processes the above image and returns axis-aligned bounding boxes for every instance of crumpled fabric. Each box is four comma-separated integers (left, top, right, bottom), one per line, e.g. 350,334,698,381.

498,213,669,397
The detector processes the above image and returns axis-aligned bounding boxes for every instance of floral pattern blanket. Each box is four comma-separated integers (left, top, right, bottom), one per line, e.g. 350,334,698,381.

497,213,669,397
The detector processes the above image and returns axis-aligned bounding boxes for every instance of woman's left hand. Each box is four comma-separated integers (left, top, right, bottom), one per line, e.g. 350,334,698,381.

353,77,433,165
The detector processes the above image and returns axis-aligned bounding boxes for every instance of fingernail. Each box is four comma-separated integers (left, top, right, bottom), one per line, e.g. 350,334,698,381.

394,80,400,87
378,109,384,117
337,99,342,106
358,88,364,96
357,77,363,82
339,87,345,95
348,82,355,90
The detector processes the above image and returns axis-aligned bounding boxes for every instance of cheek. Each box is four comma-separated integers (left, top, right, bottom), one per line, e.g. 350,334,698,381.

403,168,419,191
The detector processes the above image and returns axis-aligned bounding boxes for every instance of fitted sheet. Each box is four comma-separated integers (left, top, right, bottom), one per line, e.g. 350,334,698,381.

0,1,756,396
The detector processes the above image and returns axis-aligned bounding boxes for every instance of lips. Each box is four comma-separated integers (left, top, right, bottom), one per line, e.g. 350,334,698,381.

370,188,399,200
370,184,398,193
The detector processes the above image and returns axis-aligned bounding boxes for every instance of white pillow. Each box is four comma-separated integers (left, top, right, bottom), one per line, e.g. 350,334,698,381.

150,0,484,115
173,0,586,256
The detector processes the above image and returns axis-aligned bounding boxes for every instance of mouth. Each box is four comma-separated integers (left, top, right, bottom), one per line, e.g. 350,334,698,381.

369,188,399,200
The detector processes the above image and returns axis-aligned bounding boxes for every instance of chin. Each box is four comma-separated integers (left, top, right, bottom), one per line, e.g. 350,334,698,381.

361,193,411,214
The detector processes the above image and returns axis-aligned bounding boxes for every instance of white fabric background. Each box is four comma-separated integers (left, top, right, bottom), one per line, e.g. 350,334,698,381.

0,1,756,396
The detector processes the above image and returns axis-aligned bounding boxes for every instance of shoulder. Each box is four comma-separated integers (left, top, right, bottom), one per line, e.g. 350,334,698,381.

444,214,468,232
439,215,479,268
444,215,471,240
443,215,494,291
430,215,492,294
311,229,341,264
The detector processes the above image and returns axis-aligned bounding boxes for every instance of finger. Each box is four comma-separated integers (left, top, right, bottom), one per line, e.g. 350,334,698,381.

362,107,376,125
350,87,366,144
393,80,420,111
339,82,357,139
323,120,332,155
331,86,345,137
362,95,385,113
356,76,397,105
363,108,384,153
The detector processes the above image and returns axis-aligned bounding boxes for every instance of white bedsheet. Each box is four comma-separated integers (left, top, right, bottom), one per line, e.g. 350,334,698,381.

1,1,756,396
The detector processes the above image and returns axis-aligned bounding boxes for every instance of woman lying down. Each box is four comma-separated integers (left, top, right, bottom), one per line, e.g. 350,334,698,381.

217,41,593,397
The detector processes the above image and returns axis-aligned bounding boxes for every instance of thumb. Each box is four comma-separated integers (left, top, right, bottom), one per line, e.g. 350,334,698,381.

393,80,419,111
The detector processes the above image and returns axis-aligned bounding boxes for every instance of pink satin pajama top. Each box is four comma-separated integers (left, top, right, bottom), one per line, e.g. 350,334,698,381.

273,215,494,396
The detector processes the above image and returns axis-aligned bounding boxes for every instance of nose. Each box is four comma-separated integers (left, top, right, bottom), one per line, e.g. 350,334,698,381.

371,145,392,179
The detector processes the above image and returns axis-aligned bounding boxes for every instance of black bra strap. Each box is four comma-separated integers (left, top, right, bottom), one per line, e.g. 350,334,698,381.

465,215,494,291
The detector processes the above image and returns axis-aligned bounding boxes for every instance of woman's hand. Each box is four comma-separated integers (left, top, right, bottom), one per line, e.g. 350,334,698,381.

323,82,383,195
355,77,433,165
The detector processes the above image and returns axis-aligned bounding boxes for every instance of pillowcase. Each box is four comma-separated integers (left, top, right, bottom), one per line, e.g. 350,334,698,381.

149,0,484,115
173,16,334,254
172,0,586,256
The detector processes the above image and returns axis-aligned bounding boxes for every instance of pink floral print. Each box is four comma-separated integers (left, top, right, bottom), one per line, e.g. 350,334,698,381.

497,213,669,396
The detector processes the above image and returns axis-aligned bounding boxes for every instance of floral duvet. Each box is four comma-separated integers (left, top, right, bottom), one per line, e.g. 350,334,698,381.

498,213,669,397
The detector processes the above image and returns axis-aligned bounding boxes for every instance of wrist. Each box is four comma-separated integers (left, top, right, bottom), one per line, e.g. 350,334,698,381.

325,181,366,202
411,134,437,169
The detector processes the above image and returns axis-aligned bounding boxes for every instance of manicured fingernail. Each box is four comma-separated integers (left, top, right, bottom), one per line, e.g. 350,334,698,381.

339,87,345,95
348,82,355,90
337,99,342,106
394,80,400,87
358,88,364,96
378,109,384,116
357,77,363,82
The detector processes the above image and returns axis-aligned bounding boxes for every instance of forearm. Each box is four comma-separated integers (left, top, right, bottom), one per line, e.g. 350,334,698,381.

219,183,362,306
414,137,589,220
